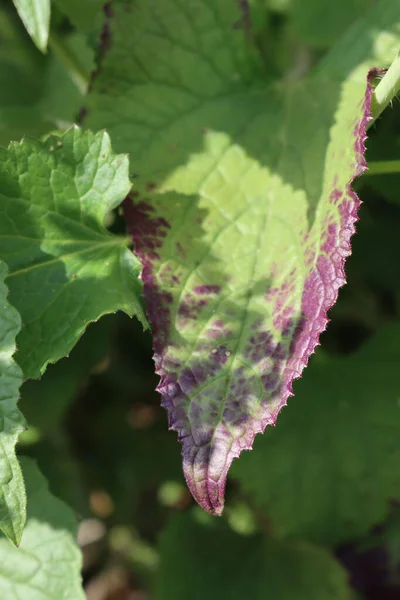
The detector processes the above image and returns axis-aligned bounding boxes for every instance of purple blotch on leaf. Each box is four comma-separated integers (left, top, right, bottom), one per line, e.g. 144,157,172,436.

123,71,376,516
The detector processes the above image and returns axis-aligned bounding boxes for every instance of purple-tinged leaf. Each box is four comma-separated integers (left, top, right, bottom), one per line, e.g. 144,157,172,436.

86,0,400,514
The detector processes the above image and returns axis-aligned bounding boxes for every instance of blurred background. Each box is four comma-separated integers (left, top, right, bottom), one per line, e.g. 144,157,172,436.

2,0,400,598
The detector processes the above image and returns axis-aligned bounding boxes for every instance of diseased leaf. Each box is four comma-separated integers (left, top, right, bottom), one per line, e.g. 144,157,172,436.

86,0,400,515
156,512,352,599
0,457,85,599
0,261,26,545
0,126,147,379
232,325,400,544
12,0,50,53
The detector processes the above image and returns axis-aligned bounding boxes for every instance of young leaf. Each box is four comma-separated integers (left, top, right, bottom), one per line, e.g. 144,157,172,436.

86,0,400,515
0,127,147,379
232,325,400,544
0,457,85,599
0,261,26,546
156,512,351,599
12,0,50,53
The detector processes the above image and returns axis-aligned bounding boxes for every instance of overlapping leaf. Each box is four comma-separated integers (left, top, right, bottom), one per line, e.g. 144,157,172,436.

0,261,25,545
53,0,104,35
12,0,50,53
0,458,85,599
232,325,400,544
0,127,146,379
0,3,95,145
86,0,400,514
156,512,351,599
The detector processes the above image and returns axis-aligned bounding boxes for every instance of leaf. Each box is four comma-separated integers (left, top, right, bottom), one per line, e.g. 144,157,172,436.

0,261,26,545
0,126,147,379
291,0,371,48
52,0,104,35
231,325,400,545
85,0,400,515
0,457,85,599
12,0,50,53
19,315,114,434
156,512,352,599
0,7,92,146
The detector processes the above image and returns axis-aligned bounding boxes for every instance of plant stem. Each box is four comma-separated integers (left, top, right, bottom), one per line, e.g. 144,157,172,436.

369,52,400,126
48,32,90,95
366,160,400,175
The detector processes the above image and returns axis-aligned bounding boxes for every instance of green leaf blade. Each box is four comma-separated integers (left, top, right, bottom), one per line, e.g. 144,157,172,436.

156,512,352,599
0,127,147,379
12,0,50,53
86,0,400,515
0,260,26,546
0,458,85,599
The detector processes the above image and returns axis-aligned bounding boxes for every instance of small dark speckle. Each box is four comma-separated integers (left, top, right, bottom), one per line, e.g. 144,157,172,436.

146,182,157,192
71,274,77,279
169,144,177,152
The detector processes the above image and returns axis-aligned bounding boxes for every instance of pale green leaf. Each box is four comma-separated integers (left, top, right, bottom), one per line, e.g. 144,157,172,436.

0,126,147,379
0,261,25,546
0,457,85,599
86,0,400,515
12,0,50,53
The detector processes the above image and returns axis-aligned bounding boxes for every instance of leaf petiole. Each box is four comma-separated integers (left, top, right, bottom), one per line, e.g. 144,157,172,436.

365,160,400,175
369,52,400,126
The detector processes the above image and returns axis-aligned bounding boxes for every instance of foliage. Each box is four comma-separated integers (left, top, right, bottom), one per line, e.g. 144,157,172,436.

0,0,399,598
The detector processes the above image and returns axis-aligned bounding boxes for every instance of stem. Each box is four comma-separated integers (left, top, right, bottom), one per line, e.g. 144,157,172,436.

48,32,90,95
369,52,400,126
365,160,400,176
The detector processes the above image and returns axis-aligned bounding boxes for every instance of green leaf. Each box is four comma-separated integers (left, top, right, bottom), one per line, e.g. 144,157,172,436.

291,0,371,48
0,7,92,146
0,457,85,599
86,0,400,515
12,0,50,53
52,0,104,35
156,512,352,599
19,315,114,434
0,126,147,379
232,325,400,545
0,261,26,545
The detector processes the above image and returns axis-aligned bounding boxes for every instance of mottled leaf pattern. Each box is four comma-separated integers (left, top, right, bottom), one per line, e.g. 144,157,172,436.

86,0,400,513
